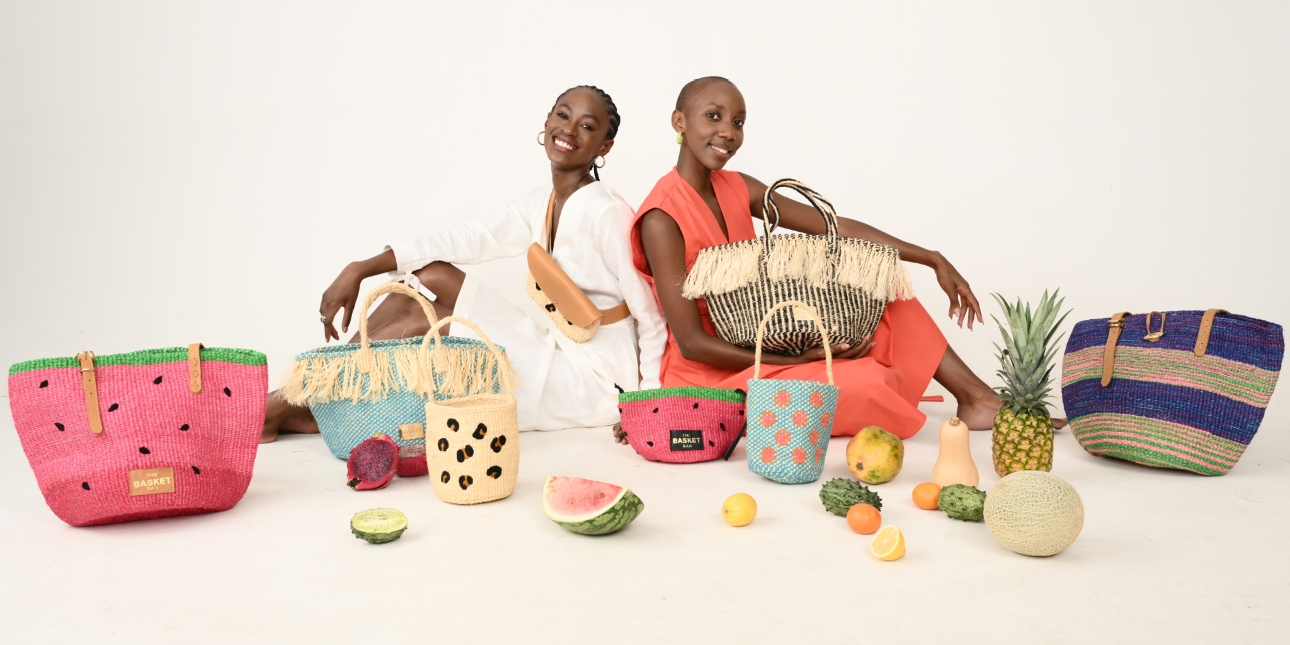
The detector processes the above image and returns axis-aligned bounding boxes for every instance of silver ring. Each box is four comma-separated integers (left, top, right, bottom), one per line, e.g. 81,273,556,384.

320,316,328,323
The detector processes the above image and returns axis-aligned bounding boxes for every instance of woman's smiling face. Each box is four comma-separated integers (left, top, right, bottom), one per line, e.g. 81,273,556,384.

543,87,614,170
674,80,746,171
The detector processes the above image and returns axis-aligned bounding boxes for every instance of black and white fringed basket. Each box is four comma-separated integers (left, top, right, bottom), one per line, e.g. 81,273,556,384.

681,179,914,356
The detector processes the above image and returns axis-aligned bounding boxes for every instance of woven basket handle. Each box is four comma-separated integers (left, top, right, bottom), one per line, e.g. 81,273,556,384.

760,178,840,243
425,315,518,397
752,300,835,385
355,281,440,373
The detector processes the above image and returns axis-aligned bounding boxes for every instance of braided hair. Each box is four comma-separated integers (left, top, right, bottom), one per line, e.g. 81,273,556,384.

552,85,621,181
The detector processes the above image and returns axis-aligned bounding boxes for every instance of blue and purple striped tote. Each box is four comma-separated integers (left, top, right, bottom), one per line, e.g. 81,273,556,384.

1061,309,1282,476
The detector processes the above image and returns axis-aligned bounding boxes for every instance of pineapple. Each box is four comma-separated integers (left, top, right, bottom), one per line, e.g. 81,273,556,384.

990,290,1070,477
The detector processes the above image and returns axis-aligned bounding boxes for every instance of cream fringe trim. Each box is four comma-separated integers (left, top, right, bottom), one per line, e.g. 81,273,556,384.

681,236,914,302
280,345,516,406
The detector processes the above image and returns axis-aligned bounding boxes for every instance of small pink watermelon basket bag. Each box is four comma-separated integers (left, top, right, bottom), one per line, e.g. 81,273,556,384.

7,345,266,526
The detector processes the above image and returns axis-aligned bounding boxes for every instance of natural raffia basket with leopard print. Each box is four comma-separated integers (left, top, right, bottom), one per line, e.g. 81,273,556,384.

424,316,520,505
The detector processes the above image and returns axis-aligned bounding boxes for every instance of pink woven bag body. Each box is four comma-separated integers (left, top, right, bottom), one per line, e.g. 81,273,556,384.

7,345,267,526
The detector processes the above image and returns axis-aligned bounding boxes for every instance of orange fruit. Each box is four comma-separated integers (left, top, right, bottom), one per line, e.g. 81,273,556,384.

912,482,942,510
846,503,882,534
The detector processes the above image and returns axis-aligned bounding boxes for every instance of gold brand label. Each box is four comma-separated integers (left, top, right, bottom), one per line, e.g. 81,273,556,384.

400,423,425,440
128,467,176,496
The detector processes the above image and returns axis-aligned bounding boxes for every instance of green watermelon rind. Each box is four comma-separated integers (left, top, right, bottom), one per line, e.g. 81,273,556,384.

546,489,645,536
10,347,267,376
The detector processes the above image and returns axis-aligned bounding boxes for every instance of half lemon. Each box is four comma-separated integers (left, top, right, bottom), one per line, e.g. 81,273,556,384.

871,525,905,561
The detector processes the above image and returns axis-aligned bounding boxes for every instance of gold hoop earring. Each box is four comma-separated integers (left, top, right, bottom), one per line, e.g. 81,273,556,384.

593,156,606,169
537,131,546,146
676,132,684,145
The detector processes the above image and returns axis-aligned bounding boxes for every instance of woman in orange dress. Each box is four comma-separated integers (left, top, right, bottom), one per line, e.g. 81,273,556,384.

624,76,1004,440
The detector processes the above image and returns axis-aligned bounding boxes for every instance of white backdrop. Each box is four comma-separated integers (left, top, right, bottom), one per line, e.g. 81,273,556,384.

2,1,1287,416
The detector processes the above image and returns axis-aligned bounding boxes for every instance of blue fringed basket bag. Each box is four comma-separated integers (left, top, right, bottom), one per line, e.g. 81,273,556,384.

280,282,505,460
745,301,839,484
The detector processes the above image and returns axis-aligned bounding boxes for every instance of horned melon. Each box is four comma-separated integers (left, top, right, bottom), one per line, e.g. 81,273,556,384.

984,471,1084,557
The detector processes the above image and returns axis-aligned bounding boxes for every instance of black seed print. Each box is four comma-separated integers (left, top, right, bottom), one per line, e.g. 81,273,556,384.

440,471,450,484
618,407,623,413
490,436,506,453
82,482,90,491
458,475,473,490
108,403,119,412
139,447,151,454
652,408,659,413
739,410,744,416
223,387,232,397
647,441,654,447
192,466,201,474
709,440,715,447
180,424,189,431
720,423,726,431
39,380,49,388
55,422,65,431
486,465,502,479
153,375,163,385
447,418,459,432
545,303,556,312
472,423,488,440
437,438,449,452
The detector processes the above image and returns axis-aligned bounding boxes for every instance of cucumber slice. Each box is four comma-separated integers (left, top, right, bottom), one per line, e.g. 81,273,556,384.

350,508,408,544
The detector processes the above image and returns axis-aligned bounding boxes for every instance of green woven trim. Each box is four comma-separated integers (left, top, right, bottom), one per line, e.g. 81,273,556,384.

9,347,267,376
618,386,745,404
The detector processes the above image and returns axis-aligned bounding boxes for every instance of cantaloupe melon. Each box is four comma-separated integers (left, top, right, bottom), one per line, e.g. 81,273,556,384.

984,471,1083,557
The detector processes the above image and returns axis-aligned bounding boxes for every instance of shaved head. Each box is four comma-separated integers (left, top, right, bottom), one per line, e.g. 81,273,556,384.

675,76,734,112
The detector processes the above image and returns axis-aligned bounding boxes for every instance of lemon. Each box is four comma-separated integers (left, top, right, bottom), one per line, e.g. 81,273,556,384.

722,493,758,527
870,525,905,561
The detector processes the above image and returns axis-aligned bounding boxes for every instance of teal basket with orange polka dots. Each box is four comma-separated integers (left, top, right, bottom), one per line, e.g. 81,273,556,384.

745,302,839,484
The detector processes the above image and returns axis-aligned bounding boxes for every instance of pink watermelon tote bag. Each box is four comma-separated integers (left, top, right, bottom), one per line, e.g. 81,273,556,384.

8,344,266,526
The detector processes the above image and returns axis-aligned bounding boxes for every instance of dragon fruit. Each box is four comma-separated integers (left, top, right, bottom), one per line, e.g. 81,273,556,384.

347,434,399,490
397,444,428,477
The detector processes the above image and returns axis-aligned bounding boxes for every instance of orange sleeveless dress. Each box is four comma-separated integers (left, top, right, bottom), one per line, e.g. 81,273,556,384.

630,168,948,439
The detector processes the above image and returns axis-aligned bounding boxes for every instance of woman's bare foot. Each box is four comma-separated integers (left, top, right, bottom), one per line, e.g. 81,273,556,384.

261,390,320,444
956,392,1003,430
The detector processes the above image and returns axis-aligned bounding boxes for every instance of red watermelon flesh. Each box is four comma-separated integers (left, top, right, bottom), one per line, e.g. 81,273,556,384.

542,476,644,535
347,435,399,490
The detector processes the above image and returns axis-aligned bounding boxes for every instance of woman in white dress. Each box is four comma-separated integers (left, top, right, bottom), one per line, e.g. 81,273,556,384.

262,85,667,441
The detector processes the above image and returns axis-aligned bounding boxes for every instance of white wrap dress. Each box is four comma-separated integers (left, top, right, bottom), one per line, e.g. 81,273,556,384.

385,182,667,431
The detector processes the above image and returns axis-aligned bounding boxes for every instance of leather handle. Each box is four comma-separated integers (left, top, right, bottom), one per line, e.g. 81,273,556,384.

77,351,104,434
188,343,204,393
1101,312,1132,387
1194,308,1229,357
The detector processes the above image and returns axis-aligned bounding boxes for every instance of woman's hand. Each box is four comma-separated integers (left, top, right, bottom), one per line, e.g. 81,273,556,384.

932,254,984,329
612,423,629,445
762,337,875,365
319,264,365,341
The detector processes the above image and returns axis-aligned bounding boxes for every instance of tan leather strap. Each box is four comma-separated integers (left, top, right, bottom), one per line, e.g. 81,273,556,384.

600,301,631,325
1101,312,1132,387
544,190,556,253
188,343,204,393
77,351,104,434
1194,309,1229,357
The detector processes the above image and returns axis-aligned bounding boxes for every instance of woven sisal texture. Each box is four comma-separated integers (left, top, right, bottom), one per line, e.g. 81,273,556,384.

525,273,599,344
619,387,746,463
7,348,266,526
1061,311,1283,476
745,379,838,484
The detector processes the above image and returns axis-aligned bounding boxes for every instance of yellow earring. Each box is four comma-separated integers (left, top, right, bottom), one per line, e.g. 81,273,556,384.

676,132,684,145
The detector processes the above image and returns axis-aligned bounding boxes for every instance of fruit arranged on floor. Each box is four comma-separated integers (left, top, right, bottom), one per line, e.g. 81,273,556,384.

350,508,408,544
938,484,987,522
820,478,883,516
542,476,644,535
985,471,1084,556
845,426,904,484
846,503,882,534
870,526,905,561
396,444,428,477
347,434,399,490
722,493,758,527
931,417,979,487
912,482,942,510
989,290,1071,476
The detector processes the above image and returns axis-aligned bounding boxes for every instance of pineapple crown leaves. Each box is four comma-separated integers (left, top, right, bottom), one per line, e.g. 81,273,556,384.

989,289,1071,418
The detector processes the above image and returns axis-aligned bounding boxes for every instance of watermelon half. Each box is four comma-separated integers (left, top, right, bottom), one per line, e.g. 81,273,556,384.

542,476,644,536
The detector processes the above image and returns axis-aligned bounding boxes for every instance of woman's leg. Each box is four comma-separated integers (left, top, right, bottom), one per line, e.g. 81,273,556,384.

261,262,466,443
933,345,1066,431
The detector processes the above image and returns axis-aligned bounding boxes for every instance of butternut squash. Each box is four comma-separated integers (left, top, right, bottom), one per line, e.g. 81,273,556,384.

932,417,979,487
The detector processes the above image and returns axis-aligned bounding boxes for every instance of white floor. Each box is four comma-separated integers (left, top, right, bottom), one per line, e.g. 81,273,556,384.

2,398,1287,644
